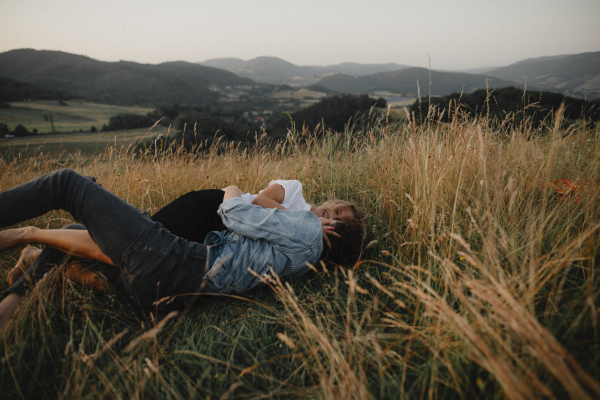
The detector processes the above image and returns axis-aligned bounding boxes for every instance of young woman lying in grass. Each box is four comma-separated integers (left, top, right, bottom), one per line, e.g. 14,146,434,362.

0,169,365,330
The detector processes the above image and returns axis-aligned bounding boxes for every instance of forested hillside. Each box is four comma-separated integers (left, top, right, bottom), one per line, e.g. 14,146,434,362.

408,86,600,124
0,77,79,102
0,49,254,105
271,94,386,136
315,67,525,96
486,51,600,99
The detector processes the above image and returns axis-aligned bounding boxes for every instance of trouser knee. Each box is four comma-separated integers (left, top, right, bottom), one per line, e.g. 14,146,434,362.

53,168,90,185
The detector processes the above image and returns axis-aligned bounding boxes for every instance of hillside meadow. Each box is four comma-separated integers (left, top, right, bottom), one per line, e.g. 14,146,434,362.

0,111,599,399
0,100,154,133
0,125,168,161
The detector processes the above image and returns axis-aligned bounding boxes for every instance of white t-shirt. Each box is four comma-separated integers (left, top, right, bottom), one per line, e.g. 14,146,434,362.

240,180,312,211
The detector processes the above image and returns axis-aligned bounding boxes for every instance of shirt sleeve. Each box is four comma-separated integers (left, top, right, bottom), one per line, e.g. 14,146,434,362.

268,180,312,211
240,192,257,204
218,197,322,248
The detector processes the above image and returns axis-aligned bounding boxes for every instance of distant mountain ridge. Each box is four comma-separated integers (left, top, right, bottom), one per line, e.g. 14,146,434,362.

0,49,254,105
200,53,600,99
314,67,528,97
486,52,600,99
199,56,410,85
2,49,597,107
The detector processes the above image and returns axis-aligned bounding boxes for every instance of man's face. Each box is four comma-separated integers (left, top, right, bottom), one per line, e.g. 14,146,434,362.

315,201,354,220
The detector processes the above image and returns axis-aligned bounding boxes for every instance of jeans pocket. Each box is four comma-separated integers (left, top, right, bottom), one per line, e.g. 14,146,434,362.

231,261,272,293
121,238,177,307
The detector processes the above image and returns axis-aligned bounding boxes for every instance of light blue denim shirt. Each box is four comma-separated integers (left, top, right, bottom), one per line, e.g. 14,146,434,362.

202,197,323,295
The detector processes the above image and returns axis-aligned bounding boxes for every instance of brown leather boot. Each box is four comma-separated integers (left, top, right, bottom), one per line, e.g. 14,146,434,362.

7,246,42,286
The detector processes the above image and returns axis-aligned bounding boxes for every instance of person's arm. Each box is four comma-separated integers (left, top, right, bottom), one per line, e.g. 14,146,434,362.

0,227,116,266
218,197,323,248
0,293,23,330
251,183,287,210
222,185,244,202
6,246,113,293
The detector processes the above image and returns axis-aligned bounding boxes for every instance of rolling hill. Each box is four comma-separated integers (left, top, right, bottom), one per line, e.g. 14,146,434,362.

314,67,525,97
485,52,600,99
0,49,255,105
200,56,409,85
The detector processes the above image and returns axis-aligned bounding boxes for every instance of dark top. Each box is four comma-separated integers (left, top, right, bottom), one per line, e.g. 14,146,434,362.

150,189,226,244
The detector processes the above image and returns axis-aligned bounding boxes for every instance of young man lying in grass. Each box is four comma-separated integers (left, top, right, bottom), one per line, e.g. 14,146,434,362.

0,169,365,330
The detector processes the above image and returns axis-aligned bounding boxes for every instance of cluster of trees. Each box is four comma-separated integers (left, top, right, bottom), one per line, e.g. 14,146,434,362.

0,123,36,137
0,124,101,137
101,114,157,132
147,103,272,143
408,87,600,125
143,94,387,147
271,94,387,136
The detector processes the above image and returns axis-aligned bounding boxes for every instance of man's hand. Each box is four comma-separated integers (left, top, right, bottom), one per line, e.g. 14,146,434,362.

222,185,243,202
319,217,341,249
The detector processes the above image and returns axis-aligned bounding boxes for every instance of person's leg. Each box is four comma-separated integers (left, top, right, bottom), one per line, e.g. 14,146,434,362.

1,224,120,329
5,224,87,297
150,189,226,243
7,244,115,292
7,246,42,286
1,229,74,330
0,168,155,265
0,293,24,330
0,227,115,265
0,169,207,311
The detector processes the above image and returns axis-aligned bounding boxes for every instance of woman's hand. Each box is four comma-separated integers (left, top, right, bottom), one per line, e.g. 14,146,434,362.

319,217,341,249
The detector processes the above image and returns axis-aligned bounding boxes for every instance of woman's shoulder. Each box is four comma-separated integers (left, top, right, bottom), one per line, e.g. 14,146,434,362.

268,180,312,211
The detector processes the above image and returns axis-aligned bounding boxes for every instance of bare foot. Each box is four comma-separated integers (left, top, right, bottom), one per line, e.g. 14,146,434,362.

20,246,41,265
0,227,38,253
7,246,42,286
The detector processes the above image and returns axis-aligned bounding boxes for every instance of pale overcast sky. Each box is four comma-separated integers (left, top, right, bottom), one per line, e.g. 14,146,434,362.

1,0,599,70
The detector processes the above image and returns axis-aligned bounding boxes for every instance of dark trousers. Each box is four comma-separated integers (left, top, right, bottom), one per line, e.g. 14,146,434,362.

1,169,207,310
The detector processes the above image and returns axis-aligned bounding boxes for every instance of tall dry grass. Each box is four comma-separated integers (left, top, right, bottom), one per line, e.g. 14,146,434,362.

0,110,599,399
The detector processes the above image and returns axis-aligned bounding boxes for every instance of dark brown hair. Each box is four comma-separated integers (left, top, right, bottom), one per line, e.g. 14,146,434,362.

320,216,365,266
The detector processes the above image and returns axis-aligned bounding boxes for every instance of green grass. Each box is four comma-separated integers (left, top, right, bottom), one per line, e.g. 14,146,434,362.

0,101,154,133
0,125,169,160
0,112,599,399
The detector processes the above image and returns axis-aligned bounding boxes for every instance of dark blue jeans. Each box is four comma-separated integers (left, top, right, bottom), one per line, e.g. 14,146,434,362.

0,169,208,311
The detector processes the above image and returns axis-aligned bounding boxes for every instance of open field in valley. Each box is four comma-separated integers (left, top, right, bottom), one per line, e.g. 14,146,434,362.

0,125,169,160
0,111,599,399
0,101,155,133
271,88,328,107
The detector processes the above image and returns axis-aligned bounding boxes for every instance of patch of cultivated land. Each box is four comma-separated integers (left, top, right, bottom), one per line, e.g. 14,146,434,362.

270,88,328,107
0,126,168,159
0,101,154,133
270,88,327,100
